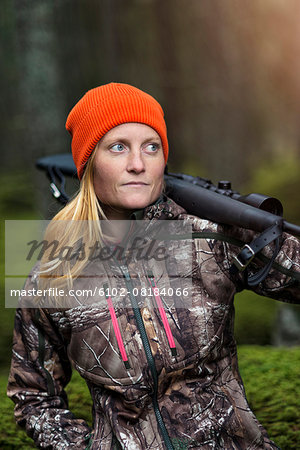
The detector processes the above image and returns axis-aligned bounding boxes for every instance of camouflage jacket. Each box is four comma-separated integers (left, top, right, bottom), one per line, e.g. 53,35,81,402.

7,195,300,449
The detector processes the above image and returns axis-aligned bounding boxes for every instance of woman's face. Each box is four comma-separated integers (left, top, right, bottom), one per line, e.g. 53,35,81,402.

93,123,165,219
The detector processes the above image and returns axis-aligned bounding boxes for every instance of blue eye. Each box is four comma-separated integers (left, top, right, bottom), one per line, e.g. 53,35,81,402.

111,144,125,152
146,143,159,152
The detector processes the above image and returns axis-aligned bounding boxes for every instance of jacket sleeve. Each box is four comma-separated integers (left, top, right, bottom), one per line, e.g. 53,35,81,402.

7,297,92,448
249,232,300,302
211,224,300,302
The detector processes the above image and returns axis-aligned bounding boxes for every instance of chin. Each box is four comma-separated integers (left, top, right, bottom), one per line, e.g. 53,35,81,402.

124,196,156,211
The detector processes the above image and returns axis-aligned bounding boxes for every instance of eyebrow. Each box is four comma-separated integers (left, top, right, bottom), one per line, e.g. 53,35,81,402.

104,136,161,146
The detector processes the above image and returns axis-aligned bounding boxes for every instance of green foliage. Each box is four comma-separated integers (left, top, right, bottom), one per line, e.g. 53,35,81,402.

0,193,40,374
171,159,207,179
0,170,38,218
245,153,300,225
234,290,278,345
1,347,300,448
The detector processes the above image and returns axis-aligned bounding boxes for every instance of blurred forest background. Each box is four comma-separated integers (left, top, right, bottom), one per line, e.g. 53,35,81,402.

1,0,300,443
1,0,300,447
1,0,300,366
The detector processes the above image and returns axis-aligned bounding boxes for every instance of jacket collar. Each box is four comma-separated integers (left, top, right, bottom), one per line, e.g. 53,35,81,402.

130,194,186,221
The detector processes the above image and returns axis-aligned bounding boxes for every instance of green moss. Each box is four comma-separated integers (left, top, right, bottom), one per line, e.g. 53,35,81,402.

238,346,300,449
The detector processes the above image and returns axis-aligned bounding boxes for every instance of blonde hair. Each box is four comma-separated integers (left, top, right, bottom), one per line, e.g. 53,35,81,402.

38,148,110,306
37,144,166,307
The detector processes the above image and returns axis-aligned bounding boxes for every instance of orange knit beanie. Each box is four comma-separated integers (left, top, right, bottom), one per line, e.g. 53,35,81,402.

66,82,169,179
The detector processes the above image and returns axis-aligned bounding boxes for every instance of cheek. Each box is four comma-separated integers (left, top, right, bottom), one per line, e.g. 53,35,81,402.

153,162,165,184
93,166,113,197
93,176,103,195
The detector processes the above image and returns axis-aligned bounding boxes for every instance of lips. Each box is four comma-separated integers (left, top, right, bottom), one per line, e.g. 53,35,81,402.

123,182,148,185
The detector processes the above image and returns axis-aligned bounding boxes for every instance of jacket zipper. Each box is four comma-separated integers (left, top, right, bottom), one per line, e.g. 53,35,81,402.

114,258,174,450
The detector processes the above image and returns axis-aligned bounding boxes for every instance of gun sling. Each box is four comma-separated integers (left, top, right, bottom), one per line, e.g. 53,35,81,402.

230,221,283,286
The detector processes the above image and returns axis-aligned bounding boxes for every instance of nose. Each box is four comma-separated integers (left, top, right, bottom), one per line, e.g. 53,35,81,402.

126,148,145,173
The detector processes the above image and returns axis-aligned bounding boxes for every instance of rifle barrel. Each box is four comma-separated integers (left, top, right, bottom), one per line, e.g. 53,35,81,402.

165,177,284,233
283,221,300,238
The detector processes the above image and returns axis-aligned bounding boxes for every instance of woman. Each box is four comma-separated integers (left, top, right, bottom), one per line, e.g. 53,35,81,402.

7,83,300,449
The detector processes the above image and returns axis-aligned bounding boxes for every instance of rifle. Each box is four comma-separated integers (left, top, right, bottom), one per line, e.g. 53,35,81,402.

36,154,300,237
36,154,300,285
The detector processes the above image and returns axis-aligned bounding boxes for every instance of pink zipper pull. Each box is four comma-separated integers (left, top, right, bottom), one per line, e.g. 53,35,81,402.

103,283,130,369
147,272,177,357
